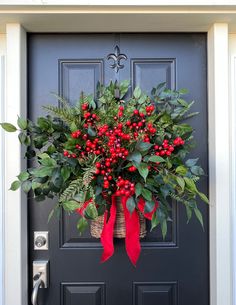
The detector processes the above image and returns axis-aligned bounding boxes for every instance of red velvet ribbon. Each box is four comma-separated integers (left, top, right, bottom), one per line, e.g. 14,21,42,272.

77,195,158,266
100,195,158,266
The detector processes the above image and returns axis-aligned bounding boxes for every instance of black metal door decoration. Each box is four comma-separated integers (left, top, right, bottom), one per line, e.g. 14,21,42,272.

107,45,127,72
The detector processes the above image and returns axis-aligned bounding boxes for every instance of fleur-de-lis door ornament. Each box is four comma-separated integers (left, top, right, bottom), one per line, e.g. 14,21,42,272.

107,45,127,73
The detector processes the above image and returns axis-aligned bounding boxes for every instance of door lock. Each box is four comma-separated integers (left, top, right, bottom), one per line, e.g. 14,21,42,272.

34,231,49,250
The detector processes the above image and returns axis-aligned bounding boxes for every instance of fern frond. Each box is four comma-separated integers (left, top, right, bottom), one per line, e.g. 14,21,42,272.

82,166,96,187
43,105,75,125
59,178,82,202
170,192,189,205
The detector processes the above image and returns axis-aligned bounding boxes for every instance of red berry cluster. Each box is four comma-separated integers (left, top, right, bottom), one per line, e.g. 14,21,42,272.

115,177,135,197
173,137,185,146
62,101,186,194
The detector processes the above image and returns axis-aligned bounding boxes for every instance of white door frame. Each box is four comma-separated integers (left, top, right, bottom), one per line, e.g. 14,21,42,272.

2,21,232,305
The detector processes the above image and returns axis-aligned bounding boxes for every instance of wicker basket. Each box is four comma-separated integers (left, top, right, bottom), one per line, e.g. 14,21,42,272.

90,197,146,238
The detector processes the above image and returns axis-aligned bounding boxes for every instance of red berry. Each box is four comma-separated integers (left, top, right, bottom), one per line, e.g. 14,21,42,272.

126,121,131,126
63,151,69,156
119,106,124,111
95,162,101,168
133,109,139,115
82,103,88,111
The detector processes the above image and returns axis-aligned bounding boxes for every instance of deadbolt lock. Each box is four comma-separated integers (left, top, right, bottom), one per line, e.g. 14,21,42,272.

34,231,49,250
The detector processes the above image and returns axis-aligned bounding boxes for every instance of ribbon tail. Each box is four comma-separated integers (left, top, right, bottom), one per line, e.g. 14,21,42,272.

100,195,117,263
122,196,141,267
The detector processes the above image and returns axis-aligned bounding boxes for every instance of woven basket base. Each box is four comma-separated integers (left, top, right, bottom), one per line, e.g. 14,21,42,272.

90,198,146,239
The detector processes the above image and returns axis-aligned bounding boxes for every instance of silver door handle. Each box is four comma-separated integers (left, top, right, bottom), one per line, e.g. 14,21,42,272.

31,273,44,305
31,260,49,305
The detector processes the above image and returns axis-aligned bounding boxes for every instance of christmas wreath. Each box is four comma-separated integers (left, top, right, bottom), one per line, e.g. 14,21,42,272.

1,81,208,266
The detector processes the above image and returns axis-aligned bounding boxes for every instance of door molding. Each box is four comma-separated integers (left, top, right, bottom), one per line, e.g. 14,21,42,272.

2,23,232,305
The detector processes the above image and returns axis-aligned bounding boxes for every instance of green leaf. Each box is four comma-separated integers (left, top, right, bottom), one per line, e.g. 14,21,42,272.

0,122,17,132
126,196,136,214
141,188,152,201
37,117,50,131
85,203,98,220
77,217,88,234
127,151,142,164
22,180,32,193
32,181,41,190
34,166,54,178
179,88,189,95
191,166,205,176
144,200,155,213
136,141,153,152
198,191,209,204
151,213,160,231
176,176,185,190
175,165,188,176
61,166,71,182
119,80,130,98
135,182,143,198
9,180,21,191
17,171,29,182
184,177,198,192
194,207,204,228
185,158,199,167
161,219,167,239
17,116,27,130
40,158,57,167
63,200,80,211
37,152,50,159
87,127,96,137
148,155,165,163
185,205,192,223
137,163,149,182
133,86,142,99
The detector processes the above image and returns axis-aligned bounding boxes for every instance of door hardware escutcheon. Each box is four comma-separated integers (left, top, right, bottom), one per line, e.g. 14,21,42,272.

32,260,49,305
34,231,49,250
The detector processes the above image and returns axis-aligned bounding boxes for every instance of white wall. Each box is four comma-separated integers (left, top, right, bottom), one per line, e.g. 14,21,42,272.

0,33,6,305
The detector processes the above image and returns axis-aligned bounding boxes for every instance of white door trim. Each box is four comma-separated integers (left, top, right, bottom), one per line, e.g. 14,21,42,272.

3,22,233,305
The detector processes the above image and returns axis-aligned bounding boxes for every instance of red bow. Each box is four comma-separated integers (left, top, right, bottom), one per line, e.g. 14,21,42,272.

77,195,158,266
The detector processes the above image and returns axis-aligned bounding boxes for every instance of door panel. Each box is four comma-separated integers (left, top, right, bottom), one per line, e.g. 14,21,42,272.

28,33,208,305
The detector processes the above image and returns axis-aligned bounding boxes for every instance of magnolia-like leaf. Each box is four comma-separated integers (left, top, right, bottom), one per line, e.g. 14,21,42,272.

127,151,142,164
126,196,136,214
9,180,21,191
136,141,153,152
0,122,17,132
148,155,165,163
151,213,160,231
77,217,88,234
133,87,142,99
185,158,199,167
61,167,71,182
22,180,32,193
17,116,27,130
141,188,152,201
85,203,98,220
137,163,149,182
135,182,143,198
191,166,205,176
144,200,155,213
63,200,80,211
18,171,29,182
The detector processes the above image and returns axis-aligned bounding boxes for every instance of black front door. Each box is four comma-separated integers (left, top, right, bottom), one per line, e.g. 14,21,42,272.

28,33,208,305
